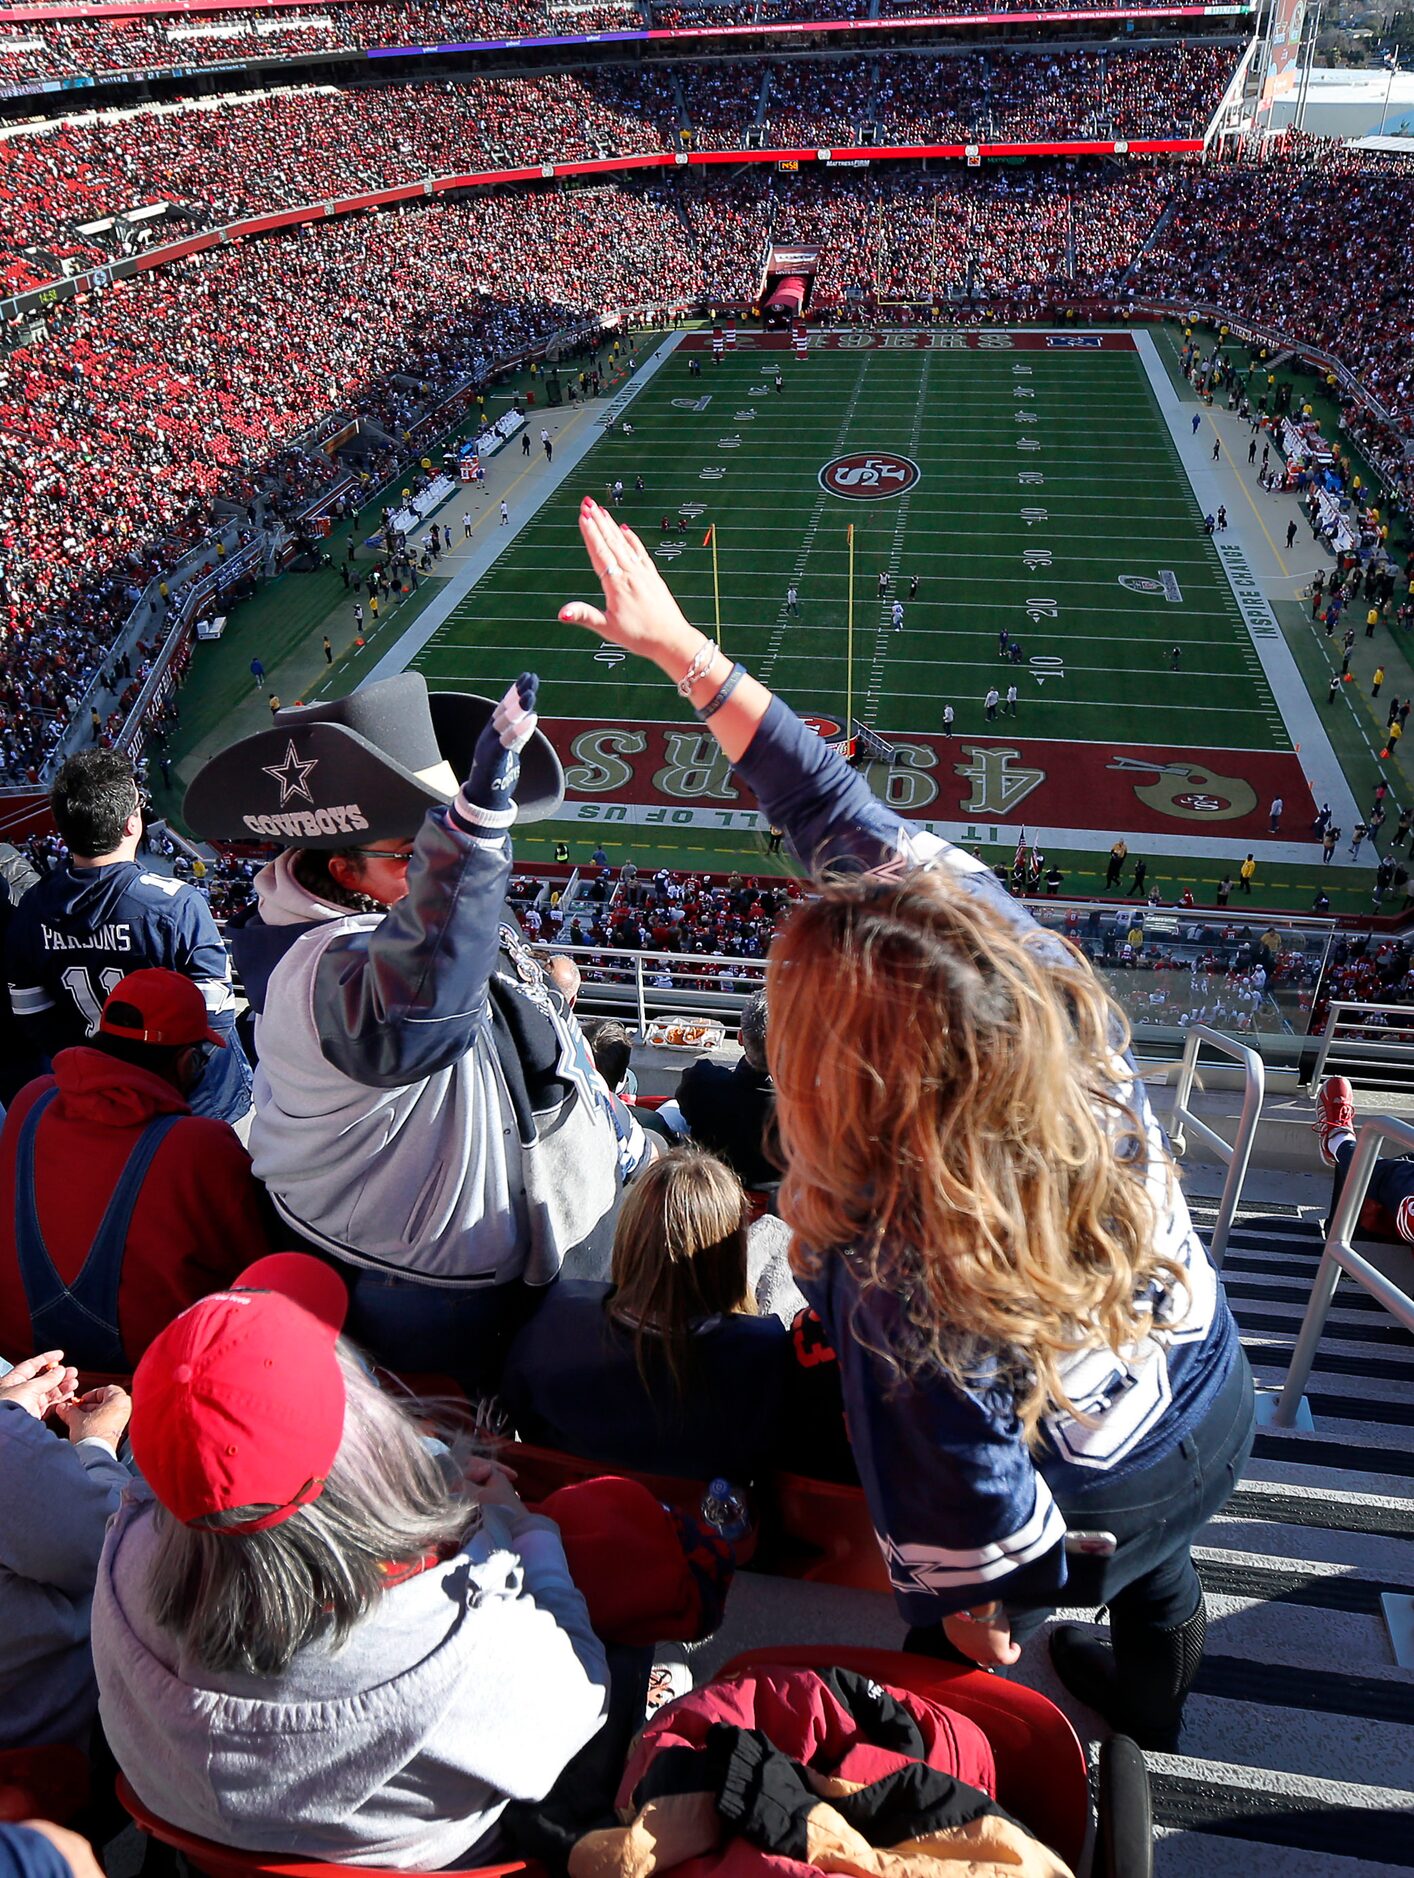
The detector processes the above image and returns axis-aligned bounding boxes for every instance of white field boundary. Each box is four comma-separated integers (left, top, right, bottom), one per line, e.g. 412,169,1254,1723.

1131,328,1361,846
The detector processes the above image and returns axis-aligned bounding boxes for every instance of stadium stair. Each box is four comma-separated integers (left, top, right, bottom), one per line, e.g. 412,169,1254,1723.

693,1192,1414,1876
1118,196,1182,291
1154,1196,1414,1875
754,69,772,130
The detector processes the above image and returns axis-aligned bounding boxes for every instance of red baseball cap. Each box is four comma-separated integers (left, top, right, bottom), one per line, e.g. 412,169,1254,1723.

130,1254,350,1533
100,968,225,1050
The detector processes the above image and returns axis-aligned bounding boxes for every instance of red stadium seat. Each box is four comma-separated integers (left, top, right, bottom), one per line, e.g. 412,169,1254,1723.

715,1648,1092,1872
500,1441,759,1564
0,1748,90,1825
501,1439,709,1516
766,1470,889,1591
115,1777,541,1878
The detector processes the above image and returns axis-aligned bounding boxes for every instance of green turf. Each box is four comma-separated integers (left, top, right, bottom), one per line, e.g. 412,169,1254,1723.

411,342,1288,753
156,322,1406,915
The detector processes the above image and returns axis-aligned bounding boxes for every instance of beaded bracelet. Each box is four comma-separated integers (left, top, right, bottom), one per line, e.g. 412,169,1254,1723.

694,661,747,722
675,637,718,698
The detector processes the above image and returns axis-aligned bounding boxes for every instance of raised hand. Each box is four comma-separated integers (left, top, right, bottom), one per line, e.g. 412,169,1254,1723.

559,498,700,678
459,673,539,828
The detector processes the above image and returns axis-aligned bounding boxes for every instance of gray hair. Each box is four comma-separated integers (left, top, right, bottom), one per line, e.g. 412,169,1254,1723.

144,1346,477,1676
738,991,768,1071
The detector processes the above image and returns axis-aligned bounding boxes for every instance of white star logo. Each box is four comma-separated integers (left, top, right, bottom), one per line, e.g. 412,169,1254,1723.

262,740,318,806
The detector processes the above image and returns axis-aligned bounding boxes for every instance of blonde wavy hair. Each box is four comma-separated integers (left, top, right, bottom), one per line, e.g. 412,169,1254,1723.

766,868,1182,1446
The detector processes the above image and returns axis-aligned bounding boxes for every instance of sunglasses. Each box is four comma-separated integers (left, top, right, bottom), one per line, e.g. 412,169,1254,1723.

344,847,415,864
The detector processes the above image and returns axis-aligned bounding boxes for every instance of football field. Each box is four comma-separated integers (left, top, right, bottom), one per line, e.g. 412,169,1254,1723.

405,330,1329,855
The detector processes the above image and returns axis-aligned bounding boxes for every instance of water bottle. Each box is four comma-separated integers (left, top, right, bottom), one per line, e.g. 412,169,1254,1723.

700,1477,751,1544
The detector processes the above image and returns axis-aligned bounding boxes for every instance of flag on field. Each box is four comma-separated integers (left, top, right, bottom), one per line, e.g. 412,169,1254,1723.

847,522,854,543
1013,828,1028,874
702,525,714,547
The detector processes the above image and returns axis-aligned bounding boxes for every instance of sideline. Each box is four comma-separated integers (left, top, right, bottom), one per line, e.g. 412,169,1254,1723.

1132,329,1361,849
365,333,682,685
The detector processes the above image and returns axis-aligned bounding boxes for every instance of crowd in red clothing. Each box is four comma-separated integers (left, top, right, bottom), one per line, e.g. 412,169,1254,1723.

0,0,641,84
1132,140,1414,452
1308,935,1414,1038
0,48,1236,284
0,180,701,780
0,0,1230,86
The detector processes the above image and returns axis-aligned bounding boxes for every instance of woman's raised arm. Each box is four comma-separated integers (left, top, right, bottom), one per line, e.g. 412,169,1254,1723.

560,497,771,763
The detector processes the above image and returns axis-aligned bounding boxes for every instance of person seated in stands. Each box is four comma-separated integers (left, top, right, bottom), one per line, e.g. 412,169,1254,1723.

502,1147,802,1482
92,1255,609,1870
0,1352,131,1753
185,674,652,1379
0,970,271,1370
5,750,251,1125
665,989,777,1191
584,1018,638,1100
0,841,42,1107
1315,1074,1414,1247
545,953,582,1008
557,497,1255,1753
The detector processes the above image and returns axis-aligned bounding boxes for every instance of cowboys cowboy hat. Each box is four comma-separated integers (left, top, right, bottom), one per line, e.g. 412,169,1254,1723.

183,672,564,849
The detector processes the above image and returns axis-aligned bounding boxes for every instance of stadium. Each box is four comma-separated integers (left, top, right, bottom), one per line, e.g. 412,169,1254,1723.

0,0,1412,1870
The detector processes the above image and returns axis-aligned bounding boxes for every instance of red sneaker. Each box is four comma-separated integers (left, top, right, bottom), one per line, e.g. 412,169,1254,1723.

1315,1076,1356,1168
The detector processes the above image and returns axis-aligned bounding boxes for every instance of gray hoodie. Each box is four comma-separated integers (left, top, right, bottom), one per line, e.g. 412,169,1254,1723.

92,1493,609,1870
0,1400,128,1750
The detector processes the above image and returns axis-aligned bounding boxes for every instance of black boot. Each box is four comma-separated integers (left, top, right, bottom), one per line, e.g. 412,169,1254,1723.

1049,1601,1207,1751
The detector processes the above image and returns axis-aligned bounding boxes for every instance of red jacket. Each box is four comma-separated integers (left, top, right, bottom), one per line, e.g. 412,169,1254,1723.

0,1048,271,1368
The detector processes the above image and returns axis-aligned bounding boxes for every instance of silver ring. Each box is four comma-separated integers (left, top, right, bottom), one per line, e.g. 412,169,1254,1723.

603,560,620,580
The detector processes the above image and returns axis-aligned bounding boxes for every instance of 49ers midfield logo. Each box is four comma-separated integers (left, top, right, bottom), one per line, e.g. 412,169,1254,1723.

818,452,921,501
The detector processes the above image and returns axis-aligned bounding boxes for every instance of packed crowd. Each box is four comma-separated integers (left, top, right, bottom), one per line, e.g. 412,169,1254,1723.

0,181,701,781
1133,143,1414,437
0,0,1245,87
0,47,1237,280
1310,933,1414,1036
489,862,1326,1039
672,161,1178,304
0,0,644,85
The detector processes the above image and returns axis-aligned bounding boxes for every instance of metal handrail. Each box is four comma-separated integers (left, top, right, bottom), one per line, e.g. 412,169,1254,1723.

1310,1000,1414,1086
1168,1024,1265,1270
1273,1117,1414,1426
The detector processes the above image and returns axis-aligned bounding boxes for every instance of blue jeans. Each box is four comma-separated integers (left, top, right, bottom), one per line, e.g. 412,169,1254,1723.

909,1346,1255,1657
1018,1344,1255,1644
1331,1136,1414,1237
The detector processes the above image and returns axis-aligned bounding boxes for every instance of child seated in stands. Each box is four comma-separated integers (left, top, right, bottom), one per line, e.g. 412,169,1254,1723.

503,1148,846,1482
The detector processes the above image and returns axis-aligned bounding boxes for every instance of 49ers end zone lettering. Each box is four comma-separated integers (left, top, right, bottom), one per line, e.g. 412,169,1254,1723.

550,720,1318,844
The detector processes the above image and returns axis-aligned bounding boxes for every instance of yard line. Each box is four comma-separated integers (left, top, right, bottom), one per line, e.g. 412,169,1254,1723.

759,356,870,687
409,662,1283,725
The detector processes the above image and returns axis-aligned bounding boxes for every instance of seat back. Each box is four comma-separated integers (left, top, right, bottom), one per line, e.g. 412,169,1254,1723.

501,1441,758,1565
768,1471,890,1591
501,1440,709,1518
715,1647,1090,1871
115,1776,539,1878
0,1747,90,1825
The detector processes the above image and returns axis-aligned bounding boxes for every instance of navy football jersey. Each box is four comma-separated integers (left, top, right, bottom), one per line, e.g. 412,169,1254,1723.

6,860,251,1124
